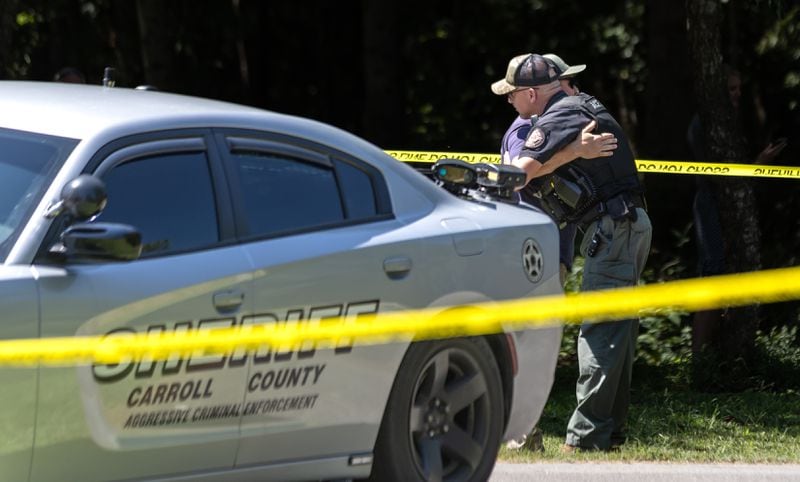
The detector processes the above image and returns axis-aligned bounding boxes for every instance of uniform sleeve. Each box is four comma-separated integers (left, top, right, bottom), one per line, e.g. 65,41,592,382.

519,108,592,164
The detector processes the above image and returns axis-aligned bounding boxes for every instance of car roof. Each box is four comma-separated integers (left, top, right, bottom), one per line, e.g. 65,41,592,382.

0,81,294,139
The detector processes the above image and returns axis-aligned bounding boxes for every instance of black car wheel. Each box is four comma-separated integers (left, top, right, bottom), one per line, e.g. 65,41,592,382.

370,337,504,482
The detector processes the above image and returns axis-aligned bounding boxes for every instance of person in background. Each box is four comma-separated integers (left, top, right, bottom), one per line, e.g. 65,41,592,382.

53,67,86,84
543,53,584,96
686,65,787,356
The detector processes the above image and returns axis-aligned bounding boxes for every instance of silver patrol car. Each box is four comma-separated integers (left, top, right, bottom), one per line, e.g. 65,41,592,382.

0,81,562,482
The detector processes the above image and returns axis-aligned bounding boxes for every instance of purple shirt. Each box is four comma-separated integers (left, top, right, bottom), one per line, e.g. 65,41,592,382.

501,116,534,164
502,113,576,270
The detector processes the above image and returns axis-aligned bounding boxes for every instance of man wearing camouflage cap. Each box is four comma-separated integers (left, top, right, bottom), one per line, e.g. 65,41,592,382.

493,53,615,284
491,52,617,452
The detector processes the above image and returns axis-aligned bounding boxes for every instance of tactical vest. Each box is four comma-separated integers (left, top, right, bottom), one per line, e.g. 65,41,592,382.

552,93,641,200
527,93,643,225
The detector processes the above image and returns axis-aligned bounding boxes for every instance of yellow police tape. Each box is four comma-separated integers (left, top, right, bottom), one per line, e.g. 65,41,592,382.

386,150,800,179
1,265,800,366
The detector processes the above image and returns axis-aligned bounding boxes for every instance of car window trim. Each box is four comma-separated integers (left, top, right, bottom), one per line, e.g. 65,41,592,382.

235,213,395,246
92,137,207,177
226,137,331,167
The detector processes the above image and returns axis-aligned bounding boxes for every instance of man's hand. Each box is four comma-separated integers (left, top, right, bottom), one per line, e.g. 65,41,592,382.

755,138,787,164
513,121,619,184
569,120,617,159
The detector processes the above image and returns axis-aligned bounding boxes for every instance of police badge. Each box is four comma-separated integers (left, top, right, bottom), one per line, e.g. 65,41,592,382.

525,127,545,149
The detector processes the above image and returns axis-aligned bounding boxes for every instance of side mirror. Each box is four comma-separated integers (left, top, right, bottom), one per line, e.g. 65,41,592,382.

44,175,141,262
45,175,108,220
61,175,108,220
53,222,142,262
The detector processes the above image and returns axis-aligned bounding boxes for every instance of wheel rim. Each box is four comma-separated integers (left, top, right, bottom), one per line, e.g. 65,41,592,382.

408,346,492,482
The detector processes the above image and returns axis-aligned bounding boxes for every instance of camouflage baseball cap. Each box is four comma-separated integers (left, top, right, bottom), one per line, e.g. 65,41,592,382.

543,53,586,79
491,53,560,95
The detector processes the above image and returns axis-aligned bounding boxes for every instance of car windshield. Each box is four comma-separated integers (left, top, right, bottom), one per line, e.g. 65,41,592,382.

0,128,77,263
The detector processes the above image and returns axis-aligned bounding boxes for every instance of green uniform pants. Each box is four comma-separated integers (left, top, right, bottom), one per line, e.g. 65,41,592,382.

565,208,652,450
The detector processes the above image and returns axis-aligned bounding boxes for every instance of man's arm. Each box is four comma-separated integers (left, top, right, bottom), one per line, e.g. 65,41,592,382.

513,120,617,183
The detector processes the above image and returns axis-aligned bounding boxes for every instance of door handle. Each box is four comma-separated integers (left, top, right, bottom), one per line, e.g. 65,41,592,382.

213,289,245,311
383,256,412,279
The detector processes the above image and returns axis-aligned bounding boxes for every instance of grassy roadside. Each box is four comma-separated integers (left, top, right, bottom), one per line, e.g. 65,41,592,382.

499,363,800,464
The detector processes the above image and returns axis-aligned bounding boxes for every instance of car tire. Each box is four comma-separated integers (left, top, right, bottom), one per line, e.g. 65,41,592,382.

369,337,504,482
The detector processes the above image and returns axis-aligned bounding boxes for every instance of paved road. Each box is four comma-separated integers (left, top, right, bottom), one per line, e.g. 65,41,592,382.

490,462,800,481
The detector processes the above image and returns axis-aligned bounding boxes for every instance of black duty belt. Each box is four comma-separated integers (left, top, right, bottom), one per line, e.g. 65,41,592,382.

576,192,646,228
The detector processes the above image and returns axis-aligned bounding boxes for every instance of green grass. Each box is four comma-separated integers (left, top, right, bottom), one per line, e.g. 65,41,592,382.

499,363,800,463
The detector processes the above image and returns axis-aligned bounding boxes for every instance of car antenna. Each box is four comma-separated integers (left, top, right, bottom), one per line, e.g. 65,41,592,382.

102,67,116,87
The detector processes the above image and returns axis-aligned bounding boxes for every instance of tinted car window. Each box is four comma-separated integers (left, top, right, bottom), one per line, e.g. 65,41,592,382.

233,152,344,237
96,152,218,255
333,159,377,219
0,128,77,262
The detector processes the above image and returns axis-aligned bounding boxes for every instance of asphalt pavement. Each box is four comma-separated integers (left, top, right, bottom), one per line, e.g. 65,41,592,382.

490,462,800,481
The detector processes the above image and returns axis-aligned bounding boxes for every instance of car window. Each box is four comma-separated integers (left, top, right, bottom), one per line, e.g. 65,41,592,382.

95,152,219,256
0,128,77,263
333,158,377,218
232,152,345,237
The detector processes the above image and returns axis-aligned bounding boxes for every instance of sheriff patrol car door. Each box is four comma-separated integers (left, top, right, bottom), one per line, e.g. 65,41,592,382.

217,134,414,468
32,135,252,481
0,268,38,481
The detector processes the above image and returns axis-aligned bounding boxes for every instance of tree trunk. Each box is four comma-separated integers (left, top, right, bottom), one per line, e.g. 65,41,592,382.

685,0,761,387
0,0,18,79
644,0,693,159
135,0,176,91
230,0,250,98
641,0,696,264
362,0,405,146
